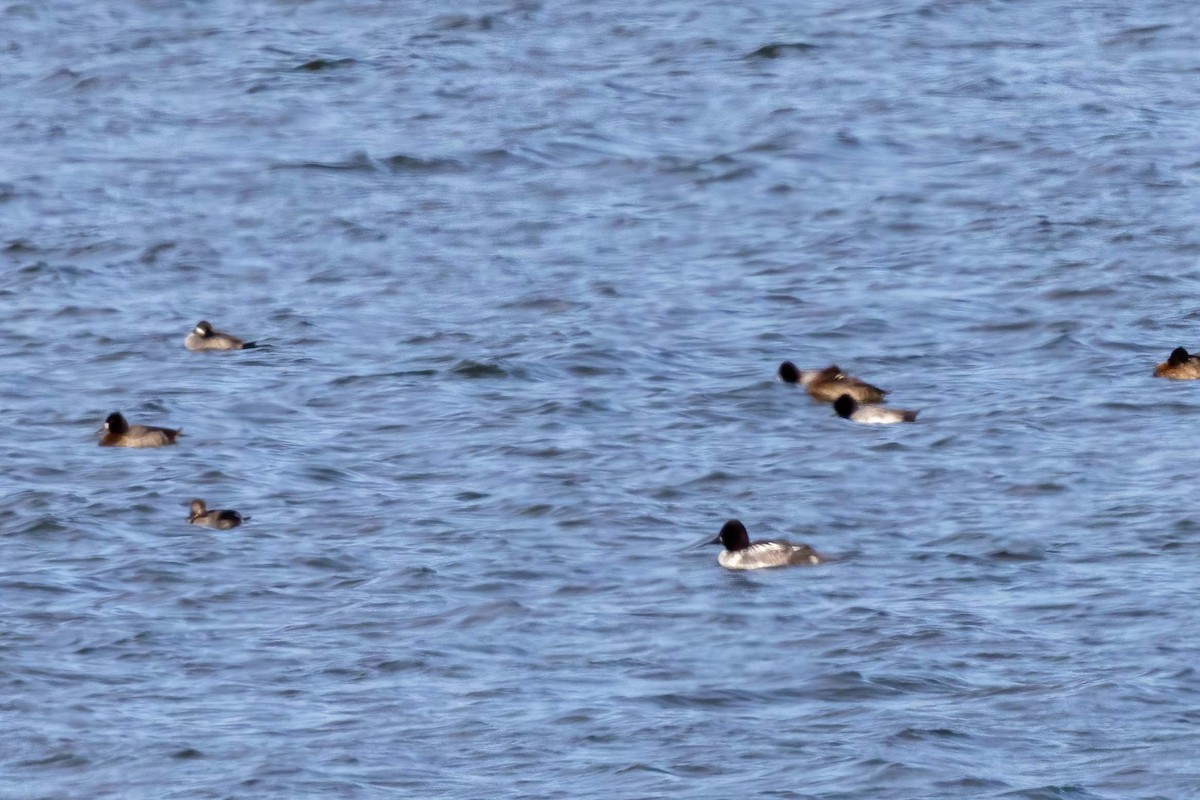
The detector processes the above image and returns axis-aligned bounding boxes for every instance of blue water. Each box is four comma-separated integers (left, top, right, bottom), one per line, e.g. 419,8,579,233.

3,1,1200,798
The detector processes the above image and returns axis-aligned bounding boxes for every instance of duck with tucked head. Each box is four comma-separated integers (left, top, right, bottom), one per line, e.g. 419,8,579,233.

707,519,822,570
98,412,182,447
187,499,244,530
778,361,888,404
1154,347,1200,380
185,320,257,351
833,394,918,424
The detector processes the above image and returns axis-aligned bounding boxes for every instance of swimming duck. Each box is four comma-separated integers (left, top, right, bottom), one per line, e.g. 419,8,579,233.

778,361,888,404
708,519,821,570
833,394,918,424
184,320,257,351
187,499,244,530
1153,347,1200,380
98,412,182,447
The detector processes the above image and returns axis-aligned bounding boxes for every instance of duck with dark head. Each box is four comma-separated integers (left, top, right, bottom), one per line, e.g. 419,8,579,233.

1154,347,1200,380
778,360,888,404
98,412,181,448
706,519,822,570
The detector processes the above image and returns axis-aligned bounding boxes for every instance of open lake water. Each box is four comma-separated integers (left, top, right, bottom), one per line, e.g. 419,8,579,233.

3,1,1200,797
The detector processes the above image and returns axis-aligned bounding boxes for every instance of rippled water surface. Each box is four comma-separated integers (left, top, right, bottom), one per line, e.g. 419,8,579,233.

4,1,1200,797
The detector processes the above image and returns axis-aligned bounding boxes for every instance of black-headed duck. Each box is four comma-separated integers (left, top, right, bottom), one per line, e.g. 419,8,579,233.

833,394,918,424
778,361,888,404
707,519,822,570
98,412,182,448
1154,347,1200,380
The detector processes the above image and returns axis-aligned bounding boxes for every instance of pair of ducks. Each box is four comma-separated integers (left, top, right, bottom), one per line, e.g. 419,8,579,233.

778,360,918,423
98,320,253,529
98,321,256,446
96,413,246,530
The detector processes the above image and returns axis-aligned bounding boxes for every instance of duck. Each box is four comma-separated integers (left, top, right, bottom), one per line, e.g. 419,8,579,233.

187,499,244,530
184,320,257,351
778,361,888,404
1153,347,1200,380
833,394,918,424
707,519,822,570
98,412,182,447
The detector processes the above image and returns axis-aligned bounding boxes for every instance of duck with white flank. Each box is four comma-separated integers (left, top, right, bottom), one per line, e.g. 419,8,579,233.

833,394,918,424
707,519,822,570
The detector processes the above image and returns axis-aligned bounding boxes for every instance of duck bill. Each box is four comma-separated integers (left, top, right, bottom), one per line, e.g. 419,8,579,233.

687,533,723,549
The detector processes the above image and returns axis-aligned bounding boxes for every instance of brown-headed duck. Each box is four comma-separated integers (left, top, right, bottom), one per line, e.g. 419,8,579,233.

187,499,244,530
185,320,257,351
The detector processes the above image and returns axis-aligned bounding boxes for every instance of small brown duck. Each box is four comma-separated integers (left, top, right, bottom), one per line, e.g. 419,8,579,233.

98,412,182,447
834,394,918,424
778,361,888,404
187,499,244,530
1153,347,1200,380
706,520,822,570
184,320,257,351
